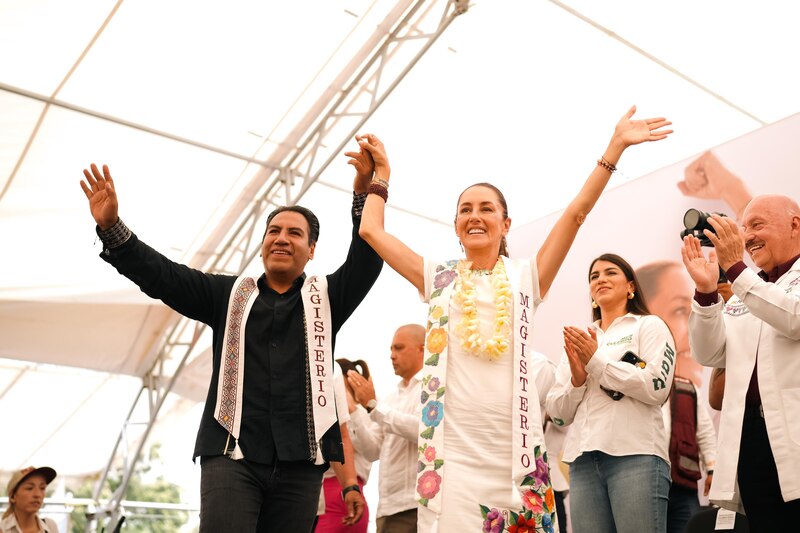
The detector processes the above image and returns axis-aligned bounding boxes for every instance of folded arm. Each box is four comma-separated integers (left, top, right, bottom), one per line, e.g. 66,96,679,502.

587,316,675,405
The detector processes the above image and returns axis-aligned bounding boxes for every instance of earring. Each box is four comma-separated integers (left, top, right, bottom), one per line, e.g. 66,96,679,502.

591,300,598,309
459,241,464,252
628,291,635,300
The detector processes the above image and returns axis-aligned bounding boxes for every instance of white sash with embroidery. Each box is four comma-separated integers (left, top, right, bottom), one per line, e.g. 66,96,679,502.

214,275,337,465
301,275,338,464
214,276,257,459
416,257,558,532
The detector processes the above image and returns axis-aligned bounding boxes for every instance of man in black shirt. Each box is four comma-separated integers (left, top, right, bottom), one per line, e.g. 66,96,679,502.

80,147,382,532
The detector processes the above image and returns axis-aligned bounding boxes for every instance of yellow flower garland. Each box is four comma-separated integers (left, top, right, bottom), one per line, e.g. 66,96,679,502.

453,259,512,360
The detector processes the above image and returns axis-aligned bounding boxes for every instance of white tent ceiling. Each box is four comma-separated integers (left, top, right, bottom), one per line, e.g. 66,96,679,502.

2,0,799,488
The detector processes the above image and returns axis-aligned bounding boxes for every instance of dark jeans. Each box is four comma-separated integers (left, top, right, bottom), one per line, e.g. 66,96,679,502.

376,508,417,533
666,484,700,533
554,490,568,533
737,406,800,533
200,455,326,533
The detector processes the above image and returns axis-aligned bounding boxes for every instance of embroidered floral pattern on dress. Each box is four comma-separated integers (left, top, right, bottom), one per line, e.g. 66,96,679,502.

423,445,437,462
417,470,443,500
483,508,505,533
480,507,555,533
425,327,447,364
416,261,458,507
479,445,557,532
507,512,548,533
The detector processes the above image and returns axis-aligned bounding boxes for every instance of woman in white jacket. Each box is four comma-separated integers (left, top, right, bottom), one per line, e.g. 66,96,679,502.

546,253,675,533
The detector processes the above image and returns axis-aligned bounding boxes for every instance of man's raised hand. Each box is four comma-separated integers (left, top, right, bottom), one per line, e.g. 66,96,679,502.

80,163,118,230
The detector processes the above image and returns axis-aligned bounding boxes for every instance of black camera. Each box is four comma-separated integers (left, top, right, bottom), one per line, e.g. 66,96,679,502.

680,208,727,247
680,208,729,283
336,358,370,379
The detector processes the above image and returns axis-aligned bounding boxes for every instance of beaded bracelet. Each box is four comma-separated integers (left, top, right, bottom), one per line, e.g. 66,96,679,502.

597,156,617,173
367,182,388,202
371,177,389,190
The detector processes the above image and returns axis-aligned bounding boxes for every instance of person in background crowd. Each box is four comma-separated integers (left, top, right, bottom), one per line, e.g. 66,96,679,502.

315,360,373,532
707,282,733,412
345,325,424,533
543,417,570,532
2,466,59,533
636,261,717,533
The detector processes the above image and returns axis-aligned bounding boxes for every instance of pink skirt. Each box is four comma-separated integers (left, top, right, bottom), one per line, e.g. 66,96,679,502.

315,476,369,533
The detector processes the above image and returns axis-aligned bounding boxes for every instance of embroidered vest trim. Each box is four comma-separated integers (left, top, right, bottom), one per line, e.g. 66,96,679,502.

214,275,336,464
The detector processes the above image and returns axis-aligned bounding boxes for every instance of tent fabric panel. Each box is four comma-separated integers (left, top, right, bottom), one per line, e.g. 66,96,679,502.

0,300,173,376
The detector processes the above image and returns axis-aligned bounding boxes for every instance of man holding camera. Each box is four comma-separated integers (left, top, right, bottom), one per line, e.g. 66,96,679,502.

681,194,800,532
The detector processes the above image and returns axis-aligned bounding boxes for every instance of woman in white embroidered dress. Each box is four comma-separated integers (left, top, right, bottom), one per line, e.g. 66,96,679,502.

545,253,675,533
352,107,671,533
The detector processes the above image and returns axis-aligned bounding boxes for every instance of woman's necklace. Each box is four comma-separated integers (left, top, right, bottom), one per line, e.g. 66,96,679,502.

454,258,512,360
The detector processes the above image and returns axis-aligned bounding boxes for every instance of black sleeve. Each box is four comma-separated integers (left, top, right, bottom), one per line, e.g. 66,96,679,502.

326,199,384,331
100,233,234,325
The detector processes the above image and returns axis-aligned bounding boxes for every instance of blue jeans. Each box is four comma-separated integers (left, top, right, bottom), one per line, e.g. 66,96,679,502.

666,484,700,533
569,452,670,533
200,455,326,533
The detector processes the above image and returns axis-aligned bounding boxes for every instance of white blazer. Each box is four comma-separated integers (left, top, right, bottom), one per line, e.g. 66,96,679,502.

689,258,800,512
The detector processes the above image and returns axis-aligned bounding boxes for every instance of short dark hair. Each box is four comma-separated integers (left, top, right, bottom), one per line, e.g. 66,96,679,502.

588,253,650,322
264,205,320,245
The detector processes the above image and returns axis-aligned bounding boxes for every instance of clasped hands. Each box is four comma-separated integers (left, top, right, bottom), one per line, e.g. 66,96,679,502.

563,326,597,387
344,134,390,191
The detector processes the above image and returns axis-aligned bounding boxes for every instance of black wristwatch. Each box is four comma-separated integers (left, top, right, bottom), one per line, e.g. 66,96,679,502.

341,484,361,501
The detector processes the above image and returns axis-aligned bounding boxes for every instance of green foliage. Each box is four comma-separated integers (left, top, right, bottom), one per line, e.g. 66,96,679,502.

69,445,188,533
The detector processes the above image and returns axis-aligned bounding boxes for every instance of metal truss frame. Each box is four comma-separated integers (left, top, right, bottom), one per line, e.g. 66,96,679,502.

87,0,469,530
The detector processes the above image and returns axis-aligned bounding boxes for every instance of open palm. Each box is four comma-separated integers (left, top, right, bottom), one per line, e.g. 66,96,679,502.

681,235,720,292
614,105,673,147
80,163,119,229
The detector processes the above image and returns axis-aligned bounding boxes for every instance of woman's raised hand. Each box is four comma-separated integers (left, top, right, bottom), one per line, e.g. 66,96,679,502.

354,134,390,179
613,105,673,148
79,163,119,230
344,134,375,193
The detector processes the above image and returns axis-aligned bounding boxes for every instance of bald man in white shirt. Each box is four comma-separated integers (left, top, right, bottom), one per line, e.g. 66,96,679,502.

345,324,425,533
